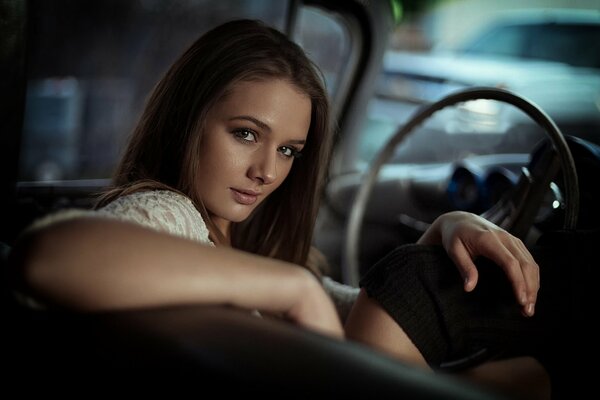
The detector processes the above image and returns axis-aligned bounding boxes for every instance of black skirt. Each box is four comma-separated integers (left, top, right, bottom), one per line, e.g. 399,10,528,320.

359,228,598,397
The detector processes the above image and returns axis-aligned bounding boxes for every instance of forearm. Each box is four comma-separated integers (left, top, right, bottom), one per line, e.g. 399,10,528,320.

11,218,315,314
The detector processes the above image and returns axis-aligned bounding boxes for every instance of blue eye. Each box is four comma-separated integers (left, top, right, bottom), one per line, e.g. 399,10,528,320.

232,129,257,143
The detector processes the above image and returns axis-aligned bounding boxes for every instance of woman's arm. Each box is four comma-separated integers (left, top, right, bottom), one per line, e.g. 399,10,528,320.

418,211,539,316
9,217,344,339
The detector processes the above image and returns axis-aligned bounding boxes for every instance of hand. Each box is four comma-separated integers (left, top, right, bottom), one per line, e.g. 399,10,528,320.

419,211,539,317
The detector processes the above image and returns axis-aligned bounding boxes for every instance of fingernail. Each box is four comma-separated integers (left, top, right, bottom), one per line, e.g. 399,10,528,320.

464,277,472,291
526,303,535,316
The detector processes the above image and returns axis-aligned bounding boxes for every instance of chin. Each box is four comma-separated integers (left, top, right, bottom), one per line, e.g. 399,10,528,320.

230,215,251,223
214,200,262,224
223,208,254,224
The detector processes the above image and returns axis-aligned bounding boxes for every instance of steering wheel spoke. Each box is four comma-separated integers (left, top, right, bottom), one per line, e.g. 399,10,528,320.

504,144,562,239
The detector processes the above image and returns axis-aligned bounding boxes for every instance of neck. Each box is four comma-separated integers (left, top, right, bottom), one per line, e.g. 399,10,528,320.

209,216,231,246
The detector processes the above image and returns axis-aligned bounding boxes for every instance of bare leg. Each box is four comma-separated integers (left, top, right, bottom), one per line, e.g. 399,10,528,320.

457,357,550,400
345,289,550,399
344,289,430,369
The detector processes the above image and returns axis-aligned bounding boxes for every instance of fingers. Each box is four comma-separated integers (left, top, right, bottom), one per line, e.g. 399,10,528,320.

465,230,540,317
435,211,540,317
513,238,539,316
446,241,479,292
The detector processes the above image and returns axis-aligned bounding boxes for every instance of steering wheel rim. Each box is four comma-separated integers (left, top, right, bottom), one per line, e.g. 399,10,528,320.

342,86,579,287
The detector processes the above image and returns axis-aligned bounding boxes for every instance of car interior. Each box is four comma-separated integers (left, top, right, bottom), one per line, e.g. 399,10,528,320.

1,0,598,396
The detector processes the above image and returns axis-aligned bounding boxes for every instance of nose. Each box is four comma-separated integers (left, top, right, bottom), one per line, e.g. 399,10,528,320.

248,147,277,185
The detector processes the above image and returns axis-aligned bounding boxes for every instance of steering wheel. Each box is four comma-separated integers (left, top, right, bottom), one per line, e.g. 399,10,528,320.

342,86,579,287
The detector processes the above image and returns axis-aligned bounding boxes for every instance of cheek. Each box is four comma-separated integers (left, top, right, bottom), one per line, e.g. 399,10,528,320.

199,136,245,177
220,146,254,178
270,161,295,190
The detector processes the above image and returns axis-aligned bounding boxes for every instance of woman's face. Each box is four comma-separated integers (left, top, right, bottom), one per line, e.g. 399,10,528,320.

196,78,312,236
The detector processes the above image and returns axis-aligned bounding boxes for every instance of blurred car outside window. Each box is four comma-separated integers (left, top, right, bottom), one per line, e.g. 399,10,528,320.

457,9,600,69
355,5,600,169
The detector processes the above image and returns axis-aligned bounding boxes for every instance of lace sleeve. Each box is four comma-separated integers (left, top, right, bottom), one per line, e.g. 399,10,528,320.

14,190,212,310
98,190,212,245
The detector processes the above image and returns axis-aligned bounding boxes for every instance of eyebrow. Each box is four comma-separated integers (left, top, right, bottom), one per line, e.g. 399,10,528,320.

228,115,306,145
229,115,271,132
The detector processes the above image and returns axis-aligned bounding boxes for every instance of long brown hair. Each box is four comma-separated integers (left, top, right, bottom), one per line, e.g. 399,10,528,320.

97,19,333,274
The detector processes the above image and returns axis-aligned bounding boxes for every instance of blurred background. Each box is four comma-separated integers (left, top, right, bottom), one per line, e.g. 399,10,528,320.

391,0,599,51
356,0,600,168
16,0,600,182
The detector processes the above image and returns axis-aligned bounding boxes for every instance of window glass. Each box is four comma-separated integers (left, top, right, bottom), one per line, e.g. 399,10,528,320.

19,0,350,181
462,25,529,58
294,6,351,99
528,24,600,68
354,3,600,169
463,23,600,68
19,0,353,182
19,0,289,181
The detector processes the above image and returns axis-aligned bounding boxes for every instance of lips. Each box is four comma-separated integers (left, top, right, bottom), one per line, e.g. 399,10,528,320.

230,188,260,205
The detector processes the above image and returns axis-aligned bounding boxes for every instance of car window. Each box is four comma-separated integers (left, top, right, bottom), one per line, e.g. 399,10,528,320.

294,6,352,102
18,0,353,183
526,24,600,68
353,5,600,169
461,24,531,58
462,23,600,68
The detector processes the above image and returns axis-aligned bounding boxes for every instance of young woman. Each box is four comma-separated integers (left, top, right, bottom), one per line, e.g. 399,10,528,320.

9,19,546,397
